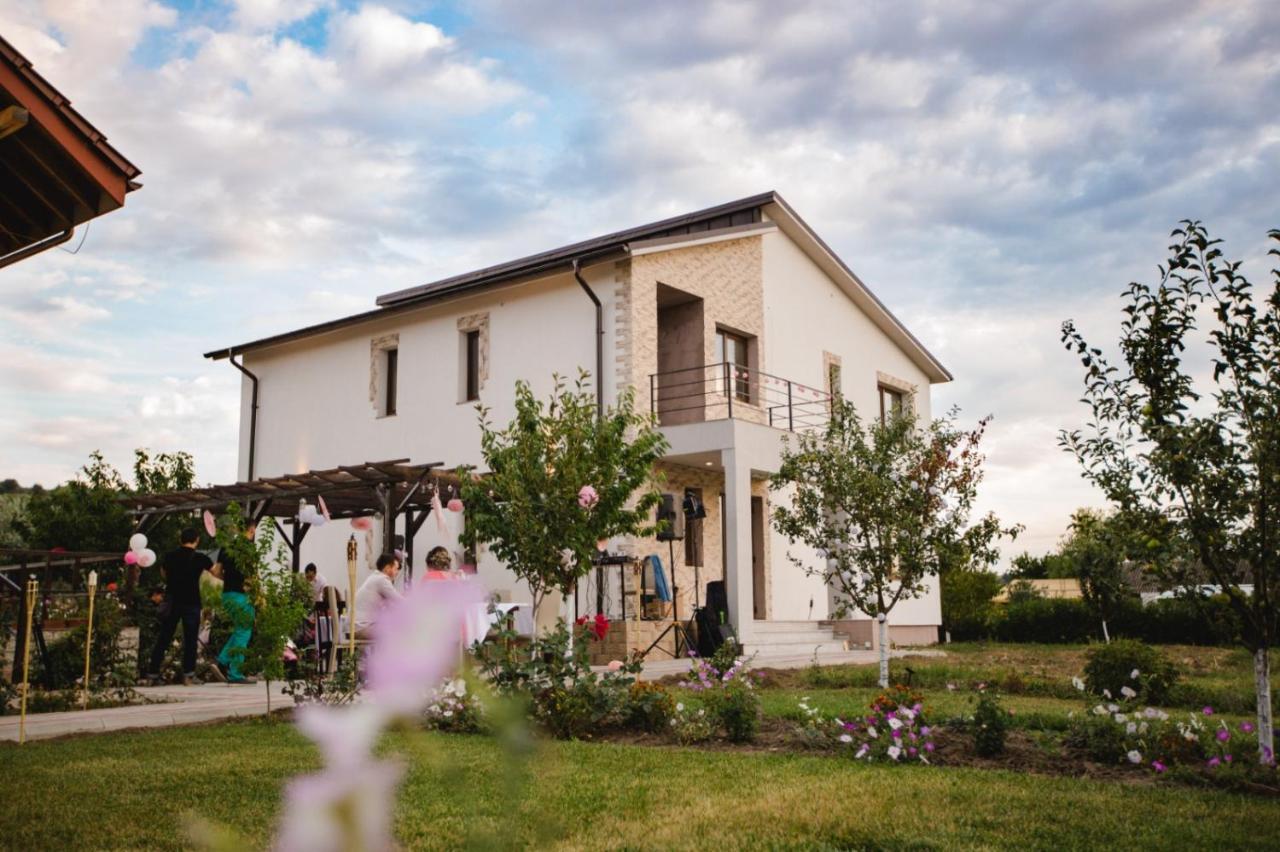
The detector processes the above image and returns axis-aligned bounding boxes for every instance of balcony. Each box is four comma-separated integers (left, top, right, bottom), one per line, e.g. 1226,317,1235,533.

649,362,832,432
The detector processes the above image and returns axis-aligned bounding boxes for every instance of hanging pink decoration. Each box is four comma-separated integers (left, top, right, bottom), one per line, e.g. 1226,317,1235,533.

123,550,138,565
318,495,331,521
350,517,373,531
446,498,464,513
203,510,217,538
432,489,447,533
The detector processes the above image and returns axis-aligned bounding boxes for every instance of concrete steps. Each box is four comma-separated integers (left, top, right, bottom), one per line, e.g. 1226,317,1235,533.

741,620,848,659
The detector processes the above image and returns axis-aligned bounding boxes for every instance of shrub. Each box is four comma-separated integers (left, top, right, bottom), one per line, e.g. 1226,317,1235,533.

993,598,1095,643
475,619,640,739
1140,596,1240,646
669,701,715,744
972,691,1009,757
422,678,485,734
1083,640,1179,705
33,594,132,690
627,682,675,733
682,653,761,743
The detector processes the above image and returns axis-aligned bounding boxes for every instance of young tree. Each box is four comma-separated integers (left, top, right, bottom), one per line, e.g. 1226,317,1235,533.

1058,509,1139,643
772,400,1020,687
459,372,669,623
1061,222,1280,763
214,503,309,705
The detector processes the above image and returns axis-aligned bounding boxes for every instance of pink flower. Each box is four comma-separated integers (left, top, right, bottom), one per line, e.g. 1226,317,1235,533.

1224,754,1233,763
924,742,935,753
276,760,403,852
1241,721,1255,734
607,660,624,672
1217,729,1230,743
1202,706,1214,716
1207,757,1221,768
578,484,599,509
365,577,487,714
1151,760,1167,773
446,498,464,513
296,704,388,770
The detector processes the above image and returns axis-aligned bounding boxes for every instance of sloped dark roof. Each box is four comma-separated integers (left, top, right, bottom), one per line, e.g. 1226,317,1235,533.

205,192,774,360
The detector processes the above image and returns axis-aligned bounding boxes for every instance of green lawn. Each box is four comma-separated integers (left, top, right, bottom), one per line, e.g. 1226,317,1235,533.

4,716,1280,850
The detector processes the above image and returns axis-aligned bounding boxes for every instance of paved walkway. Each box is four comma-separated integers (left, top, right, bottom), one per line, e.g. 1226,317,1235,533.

1,648,944,743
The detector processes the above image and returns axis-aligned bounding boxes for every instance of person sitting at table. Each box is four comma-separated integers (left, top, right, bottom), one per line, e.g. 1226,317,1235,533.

423,546,454,580
353,553,403,639
304,563,326,604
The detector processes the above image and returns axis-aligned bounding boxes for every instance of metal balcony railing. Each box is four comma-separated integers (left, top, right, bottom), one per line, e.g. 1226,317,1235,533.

649,362,832,432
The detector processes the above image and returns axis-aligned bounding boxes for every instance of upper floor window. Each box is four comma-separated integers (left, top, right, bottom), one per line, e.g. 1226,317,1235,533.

878,384,905,423
827,361,842,402
716,329,750,402
384,347,398,416
463,329,481,402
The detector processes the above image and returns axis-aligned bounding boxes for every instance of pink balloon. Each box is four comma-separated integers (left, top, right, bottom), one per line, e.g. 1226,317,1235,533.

447,498,464,513
350,517,373,531
123,551,138,565
203,510,217,538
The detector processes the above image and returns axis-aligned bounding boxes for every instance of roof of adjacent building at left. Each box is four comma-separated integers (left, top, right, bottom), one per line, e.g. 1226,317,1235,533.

0,34,142,262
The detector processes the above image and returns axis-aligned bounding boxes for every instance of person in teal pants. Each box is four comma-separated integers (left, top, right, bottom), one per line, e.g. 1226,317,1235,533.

213,522,257,684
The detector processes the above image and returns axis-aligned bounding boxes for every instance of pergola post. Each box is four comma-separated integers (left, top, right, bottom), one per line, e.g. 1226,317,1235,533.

377,484,395,558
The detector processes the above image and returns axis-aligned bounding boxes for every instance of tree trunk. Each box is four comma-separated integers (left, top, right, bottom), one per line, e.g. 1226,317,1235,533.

877,614,889,688
1255,647,1274,764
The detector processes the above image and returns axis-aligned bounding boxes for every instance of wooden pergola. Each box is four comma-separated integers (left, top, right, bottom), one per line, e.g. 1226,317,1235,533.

120,459,461,576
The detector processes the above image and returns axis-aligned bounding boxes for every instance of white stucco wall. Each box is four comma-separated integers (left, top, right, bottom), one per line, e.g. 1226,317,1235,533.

760,226,943,629
237,264,617,600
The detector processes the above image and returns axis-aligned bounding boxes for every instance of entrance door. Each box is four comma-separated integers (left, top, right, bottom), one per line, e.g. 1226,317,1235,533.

751,496,766,619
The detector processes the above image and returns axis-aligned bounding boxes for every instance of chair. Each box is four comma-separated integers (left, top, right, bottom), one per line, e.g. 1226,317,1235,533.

325,585,373,673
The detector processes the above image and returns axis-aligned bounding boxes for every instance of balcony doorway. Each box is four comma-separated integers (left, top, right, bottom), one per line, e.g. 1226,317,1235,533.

656,284,705,426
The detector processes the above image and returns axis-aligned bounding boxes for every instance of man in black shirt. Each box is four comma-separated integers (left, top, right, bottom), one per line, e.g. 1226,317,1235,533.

146,527,213,684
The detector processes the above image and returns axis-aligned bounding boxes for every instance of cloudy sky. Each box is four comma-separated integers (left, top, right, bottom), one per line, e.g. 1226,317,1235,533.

2,0,1277,559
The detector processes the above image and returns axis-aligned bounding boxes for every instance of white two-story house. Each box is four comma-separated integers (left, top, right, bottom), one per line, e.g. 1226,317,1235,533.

206,192,951,659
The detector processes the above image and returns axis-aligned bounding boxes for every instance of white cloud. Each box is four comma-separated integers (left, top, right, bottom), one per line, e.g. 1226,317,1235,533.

231,0,328,32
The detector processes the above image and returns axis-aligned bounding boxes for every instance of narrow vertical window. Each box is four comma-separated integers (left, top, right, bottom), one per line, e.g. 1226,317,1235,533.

878,384,904,423
464,329,480,402
827,362,842,401
384,348,398,416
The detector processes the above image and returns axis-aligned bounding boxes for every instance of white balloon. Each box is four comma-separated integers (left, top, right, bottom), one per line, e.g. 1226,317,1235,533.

827,557,840,572
310,513,327,527
129,533,148,552
137,548,157,568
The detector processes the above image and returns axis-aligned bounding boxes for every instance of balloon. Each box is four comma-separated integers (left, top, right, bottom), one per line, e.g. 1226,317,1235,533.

350,517,373,531
310,513,327,527
123,550,138,565
447,498,464,513
129,533,147,552
203,510,217,538
137,548,157,568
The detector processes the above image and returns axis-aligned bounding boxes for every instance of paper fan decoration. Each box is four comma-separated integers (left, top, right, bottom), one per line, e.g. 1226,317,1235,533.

203,510,217,538
350,517,374,531
318,495,331,521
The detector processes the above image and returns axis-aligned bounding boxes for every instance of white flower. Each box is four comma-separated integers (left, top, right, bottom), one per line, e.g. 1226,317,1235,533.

1107,703,1119,713
1143,708,1159,719
442,710,453,718
1120,686,1137,699
676,703,684,712
1114,713,1128,723
887,745,902,760
1130,669,1140,680
838,734,853,743
888,718,904,731
868,727,879,738
1103,689,1113,699
1138,722,1148,734
1093,705,1109,716
1072,677,1085,691
855,744,870,759
1127,750,1142,764
1126,722,1138,735
451,678,467,698
698,709,705,717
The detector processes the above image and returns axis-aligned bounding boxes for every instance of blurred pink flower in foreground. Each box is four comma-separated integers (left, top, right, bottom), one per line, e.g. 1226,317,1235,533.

296,703,388,770
276,760,403,852
366,576,488,715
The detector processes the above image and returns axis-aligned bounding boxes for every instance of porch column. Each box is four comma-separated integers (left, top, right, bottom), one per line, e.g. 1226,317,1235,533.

721,447,754,646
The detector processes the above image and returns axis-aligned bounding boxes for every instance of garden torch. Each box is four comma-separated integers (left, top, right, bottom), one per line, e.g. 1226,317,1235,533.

82,570,98,710
346,534,358,657
19,576,37,745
